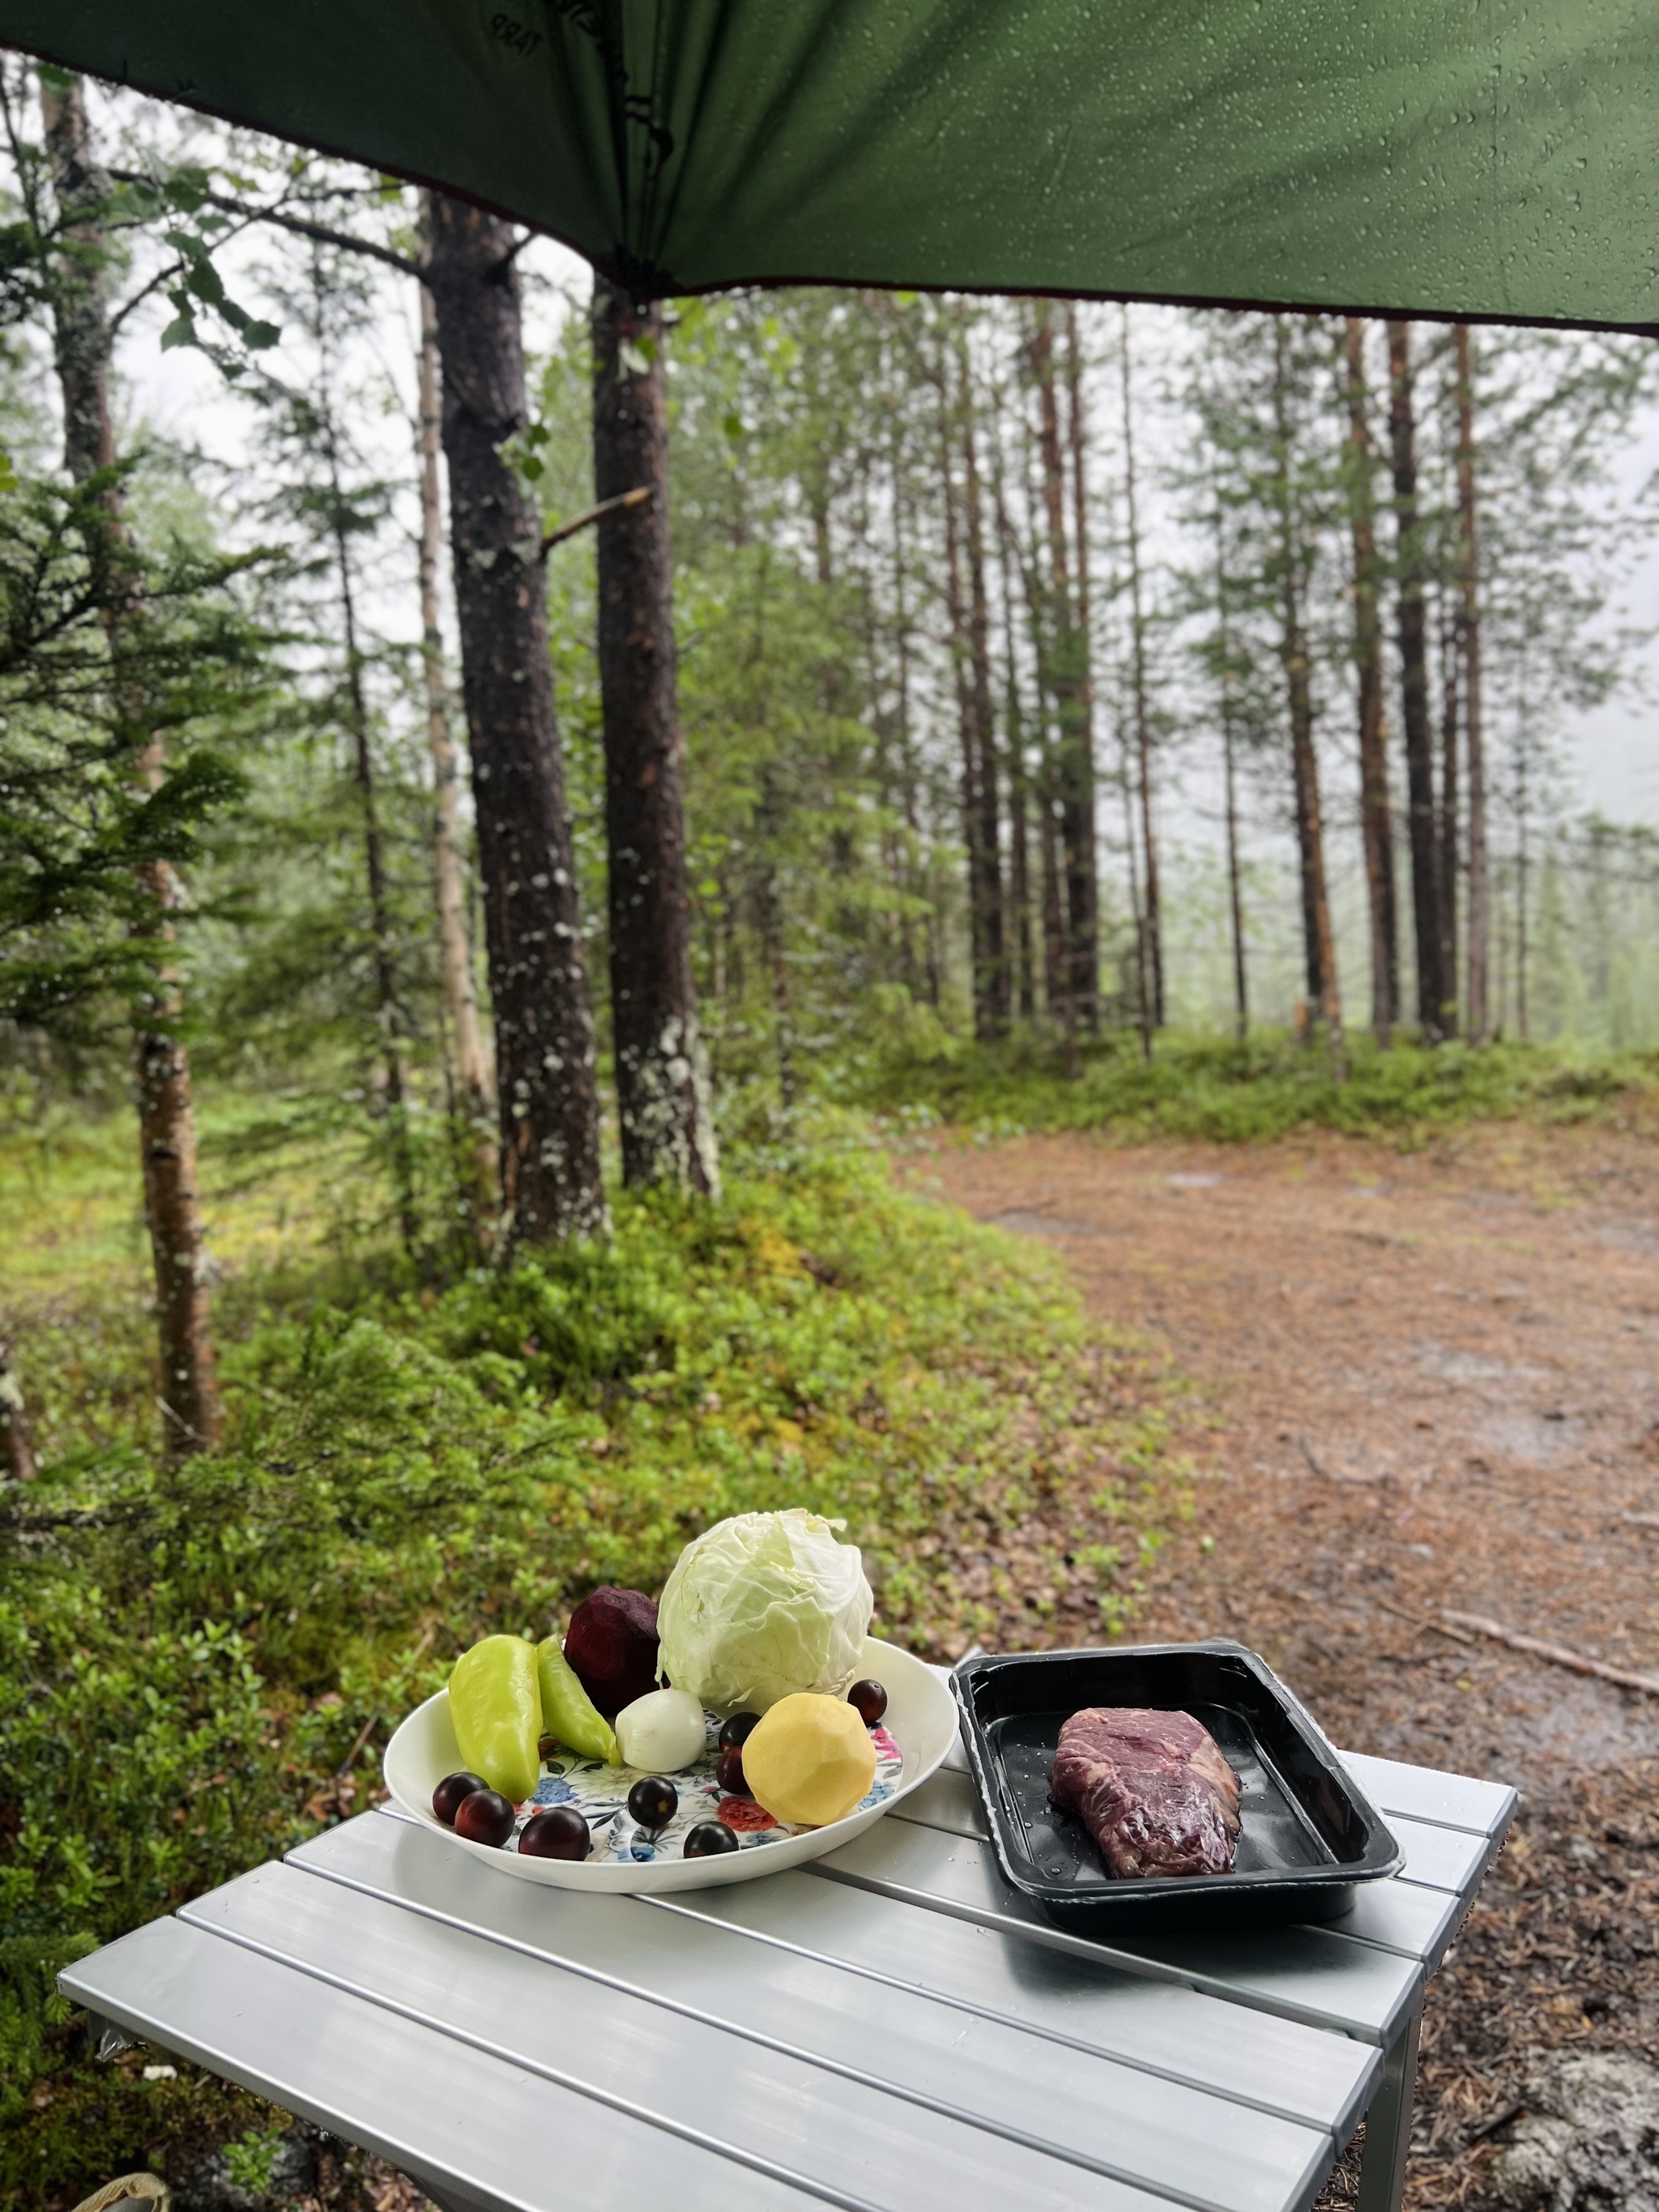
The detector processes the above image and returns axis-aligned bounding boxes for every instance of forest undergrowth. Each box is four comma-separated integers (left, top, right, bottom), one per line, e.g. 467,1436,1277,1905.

860,1028,1659,1146
0,1096,1188,2212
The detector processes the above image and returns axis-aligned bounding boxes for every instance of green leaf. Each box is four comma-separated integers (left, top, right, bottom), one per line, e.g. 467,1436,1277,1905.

160,313,198,352
185,258,227,308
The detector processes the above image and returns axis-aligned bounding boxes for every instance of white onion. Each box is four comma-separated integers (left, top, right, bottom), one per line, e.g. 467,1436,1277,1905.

615,1686,706,1773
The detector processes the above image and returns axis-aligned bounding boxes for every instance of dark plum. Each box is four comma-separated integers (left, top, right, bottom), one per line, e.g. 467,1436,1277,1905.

682,1820,740,1859
718,1711,760,1752
432,1771,488,1826
715,1745,751,1796
453,1788,516,1847
847,1678,888,1726
518,1805,590,1860
627,1775,678,1831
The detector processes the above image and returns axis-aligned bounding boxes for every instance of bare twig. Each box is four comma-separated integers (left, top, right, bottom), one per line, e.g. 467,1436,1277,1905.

1465,2100,1525,2146
1441,1609,1659,1697
1372,1596,1476,1644
540,484,650,555
1621,1511,1659,1532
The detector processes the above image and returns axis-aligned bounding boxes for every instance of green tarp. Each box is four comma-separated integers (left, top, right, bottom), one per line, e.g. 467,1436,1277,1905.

6,0,1657,326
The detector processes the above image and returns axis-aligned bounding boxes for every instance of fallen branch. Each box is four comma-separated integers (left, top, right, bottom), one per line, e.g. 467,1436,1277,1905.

1373,1596,1476,1645
1621,1511,1659,1532
1441,1610,1659,1698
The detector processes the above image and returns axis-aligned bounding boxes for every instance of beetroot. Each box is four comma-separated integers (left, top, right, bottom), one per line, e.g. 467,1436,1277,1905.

563,1587,660,1717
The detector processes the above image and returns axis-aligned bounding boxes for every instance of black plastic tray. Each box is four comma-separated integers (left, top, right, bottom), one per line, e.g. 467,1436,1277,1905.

952,1641,1402,1934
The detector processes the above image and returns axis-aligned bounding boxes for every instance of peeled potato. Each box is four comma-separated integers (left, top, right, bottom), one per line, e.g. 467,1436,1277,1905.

742,1691,877,1826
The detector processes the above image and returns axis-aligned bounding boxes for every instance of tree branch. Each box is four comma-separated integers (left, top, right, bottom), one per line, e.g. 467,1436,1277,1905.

106,170,423,281
540,484,650,556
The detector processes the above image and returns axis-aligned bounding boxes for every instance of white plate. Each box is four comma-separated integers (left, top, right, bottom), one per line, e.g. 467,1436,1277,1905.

382,1634,958,1893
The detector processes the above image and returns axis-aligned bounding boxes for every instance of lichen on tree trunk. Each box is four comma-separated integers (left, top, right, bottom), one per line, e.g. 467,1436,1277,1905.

424,192,606,1246
590,278,719,1198
414,209,497,1233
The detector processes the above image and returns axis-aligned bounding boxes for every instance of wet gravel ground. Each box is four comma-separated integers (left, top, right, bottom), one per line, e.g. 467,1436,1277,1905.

922,1115,1659,2209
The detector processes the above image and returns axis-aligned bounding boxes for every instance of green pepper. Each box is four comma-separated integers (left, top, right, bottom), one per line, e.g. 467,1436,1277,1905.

536,1637,621,1766
449,1634,543,1802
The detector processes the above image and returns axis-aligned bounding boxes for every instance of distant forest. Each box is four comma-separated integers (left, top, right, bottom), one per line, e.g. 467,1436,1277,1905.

5,67,1659,1413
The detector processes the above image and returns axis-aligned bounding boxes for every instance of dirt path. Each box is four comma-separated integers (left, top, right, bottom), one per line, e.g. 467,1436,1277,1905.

922,1119,1659,2210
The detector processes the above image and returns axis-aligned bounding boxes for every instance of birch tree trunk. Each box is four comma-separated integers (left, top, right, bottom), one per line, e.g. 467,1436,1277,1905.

1385,319,1448,1041
424,191,606,1244
1342,318,1399,1046
591,279,719,1196
1455,323,1491,1043
415,203,496,1218
42,75,220,1459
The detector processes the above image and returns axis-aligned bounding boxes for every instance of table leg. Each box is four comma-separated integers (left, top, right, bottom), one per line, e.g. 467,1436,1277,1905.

1356,2009,1422,2212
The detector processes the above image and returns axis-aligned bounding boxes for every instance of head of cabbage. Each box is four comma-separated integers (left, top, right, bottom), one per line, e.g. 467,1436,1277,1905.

657,1509,874,1714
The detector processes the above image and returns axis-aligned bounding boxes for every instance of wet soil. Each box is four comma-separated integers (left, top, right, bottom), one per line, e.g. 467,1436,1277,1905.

919,1118,1659,2210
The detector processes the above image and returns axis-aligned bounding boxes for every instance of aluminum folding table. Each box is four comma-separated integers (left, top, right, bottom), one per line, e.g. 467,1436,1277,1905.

62,1727,1513,2212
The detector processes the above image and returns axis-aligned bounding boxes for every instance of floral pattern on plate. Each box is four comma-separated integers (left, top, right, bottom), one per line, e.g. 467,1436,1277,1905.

512,1712,902,1862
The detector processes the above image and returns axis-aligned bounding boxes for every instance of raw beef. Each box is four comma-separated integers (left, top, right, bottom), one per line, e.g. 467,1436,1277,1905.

1049,1707,1242,1878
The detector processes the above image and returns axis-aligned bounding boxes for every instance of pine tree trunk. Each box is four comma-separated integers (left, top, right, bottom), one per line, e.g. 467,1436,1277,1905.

1273,320,1343,1077
1438,585,1461,1036
415,209,496,1222
424,192,606,1244
991,459,1036,1023
1385,319,1448,1040
1038,775,1078,1076
1031,305,1096,1041
1455,323,1491,1043
326,457,420,1255
755,847,795,1113
939,363,995,1040
960,360,1009,1035
1063,306,1101,1032
1213,489,1248,1042
0,1338,37,1482
42,76,220,1459
1342,318,1399,1046
590,279,719,1196
1120,309,1163,1028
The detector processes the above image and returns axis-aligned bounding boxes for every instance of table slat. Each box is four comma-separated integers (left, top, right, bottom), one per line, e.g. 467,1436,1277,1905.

287,1817,1332,2212
665,1857,1379,2141
1337,1753,1517,1839
1388,1817,1495,1899
814,1819,1422,2044
60,1917,824,2212
186,1863,1219,2212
